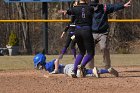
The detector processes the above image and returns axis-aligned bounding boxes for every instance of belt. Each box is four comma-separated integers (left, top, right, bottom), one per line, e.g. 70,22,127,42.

93,32,109,35
70,24,76,27
76,26,90,29
69,32,74,35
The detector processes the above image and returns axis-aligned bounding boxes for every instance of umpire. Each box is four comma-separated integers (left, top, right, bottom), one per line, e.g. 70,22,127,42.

88,0,131,77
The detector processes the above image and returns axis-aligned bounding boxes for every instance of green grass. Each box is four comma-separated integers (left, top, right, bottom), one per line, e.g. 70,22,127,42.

0,54,140,71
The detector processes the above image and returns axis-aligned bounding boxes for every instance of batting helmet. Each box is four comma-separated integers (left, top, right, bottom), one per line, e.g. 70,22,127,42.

33,53,46,68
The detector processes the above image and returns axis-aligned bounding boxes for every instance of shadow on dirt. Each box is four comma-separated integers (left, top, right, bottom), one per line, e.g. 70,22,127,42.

119,70,140,78
123,70,140,72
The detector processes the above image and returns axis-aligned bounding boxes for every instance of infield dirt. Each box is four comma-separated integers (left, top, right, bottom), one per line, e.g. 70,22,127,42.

0,66,140,93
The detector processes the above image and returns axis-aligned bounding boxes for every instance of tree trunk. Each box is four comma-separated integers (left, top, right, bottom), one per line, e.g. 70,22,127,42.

16,3,32,54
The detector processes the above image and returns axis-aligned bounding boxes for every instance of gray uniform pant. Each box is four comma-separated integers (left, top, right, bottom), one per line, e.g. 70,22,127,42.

87,33,111,69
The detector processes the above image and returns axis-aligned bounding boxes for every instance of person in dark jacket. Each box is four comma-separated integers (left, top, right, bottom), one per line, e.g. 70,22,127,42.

87,0,131,77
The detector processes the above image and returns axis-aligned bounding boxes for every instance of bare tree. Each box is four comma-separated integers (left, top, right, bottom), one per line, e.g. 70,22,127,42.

16,3,32,54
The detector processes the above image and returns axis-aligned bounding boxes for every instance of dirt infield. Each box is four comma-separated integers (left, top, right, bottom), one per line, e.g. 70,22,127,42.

0,66,140,93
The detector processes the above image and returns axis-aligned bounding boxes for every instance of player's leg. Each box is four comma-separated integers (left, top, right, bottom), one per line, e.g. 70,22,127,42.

71,29,86,78
98,68,118,77
86,58,94,69
99,34,118,77
85,67,100,78
85,68,110,78
50,59,60,74
59,35,72,59
72,41,85,77
63,64,74,77
70,39,77,59
63,64,117,78
78,29,95,77
99,33,111,69
80,29,94,68
86,33,99,69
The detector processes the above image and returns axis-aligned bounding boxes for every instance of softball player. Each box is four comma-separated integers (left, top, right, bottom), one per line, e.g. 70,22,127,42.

58,1,78,59
33,53,100,78
65,0,96,78
59,22,77,59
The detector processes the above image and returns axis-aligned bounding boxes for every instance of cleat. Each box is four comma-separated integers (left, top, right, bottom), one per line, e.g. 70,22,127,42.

77,65,83,77
71,70,77,78
77,65,86,78
93,67,100,78
108,67,119,77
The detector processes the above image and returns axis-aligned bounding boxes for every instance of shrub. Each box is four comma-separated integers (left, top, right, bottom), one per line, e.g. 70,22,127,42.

8,32,19,46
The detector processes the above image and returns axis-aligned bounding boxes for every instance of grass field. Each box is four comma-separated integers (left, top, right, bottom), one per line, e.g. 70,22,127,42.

0,54,140,70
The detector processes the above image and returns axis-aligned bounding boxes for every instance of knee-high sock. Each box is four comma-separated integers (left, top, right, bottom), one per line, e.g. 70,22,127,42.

86,69,109,75
81,54,93,67
61,47,67,54
86,69,93,74
71,48,76,59
74,54,83,73
98,69,109,74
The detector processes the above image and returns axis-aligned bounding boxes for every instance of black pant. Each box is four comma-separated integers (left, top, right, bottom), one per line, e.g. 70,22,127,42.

75,26,94,56
64,32,76,49
70,39,76,49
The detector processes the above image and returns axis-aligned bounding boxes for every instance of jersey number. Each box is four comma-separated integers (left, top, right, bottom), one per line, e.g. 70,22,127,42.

82,8,85,18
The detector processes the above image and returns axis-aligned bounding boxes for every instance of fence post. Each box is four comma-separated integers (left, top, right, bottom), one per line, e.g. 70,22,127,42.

42,2,48,54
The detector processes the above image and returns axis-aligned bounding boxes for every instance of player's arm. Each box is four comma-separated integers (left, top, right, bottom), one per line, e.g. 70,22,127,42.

58,7,74,15
54,59,59,72
106,0,131,14
60,32,66,38
50,59,60,74
60,25,69,38
58,0,78,15
124,0,131,8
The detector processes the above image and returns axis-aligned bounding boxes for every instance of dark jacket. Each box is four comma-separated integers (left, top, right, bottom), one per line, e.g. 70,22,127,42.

91,3,124,33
